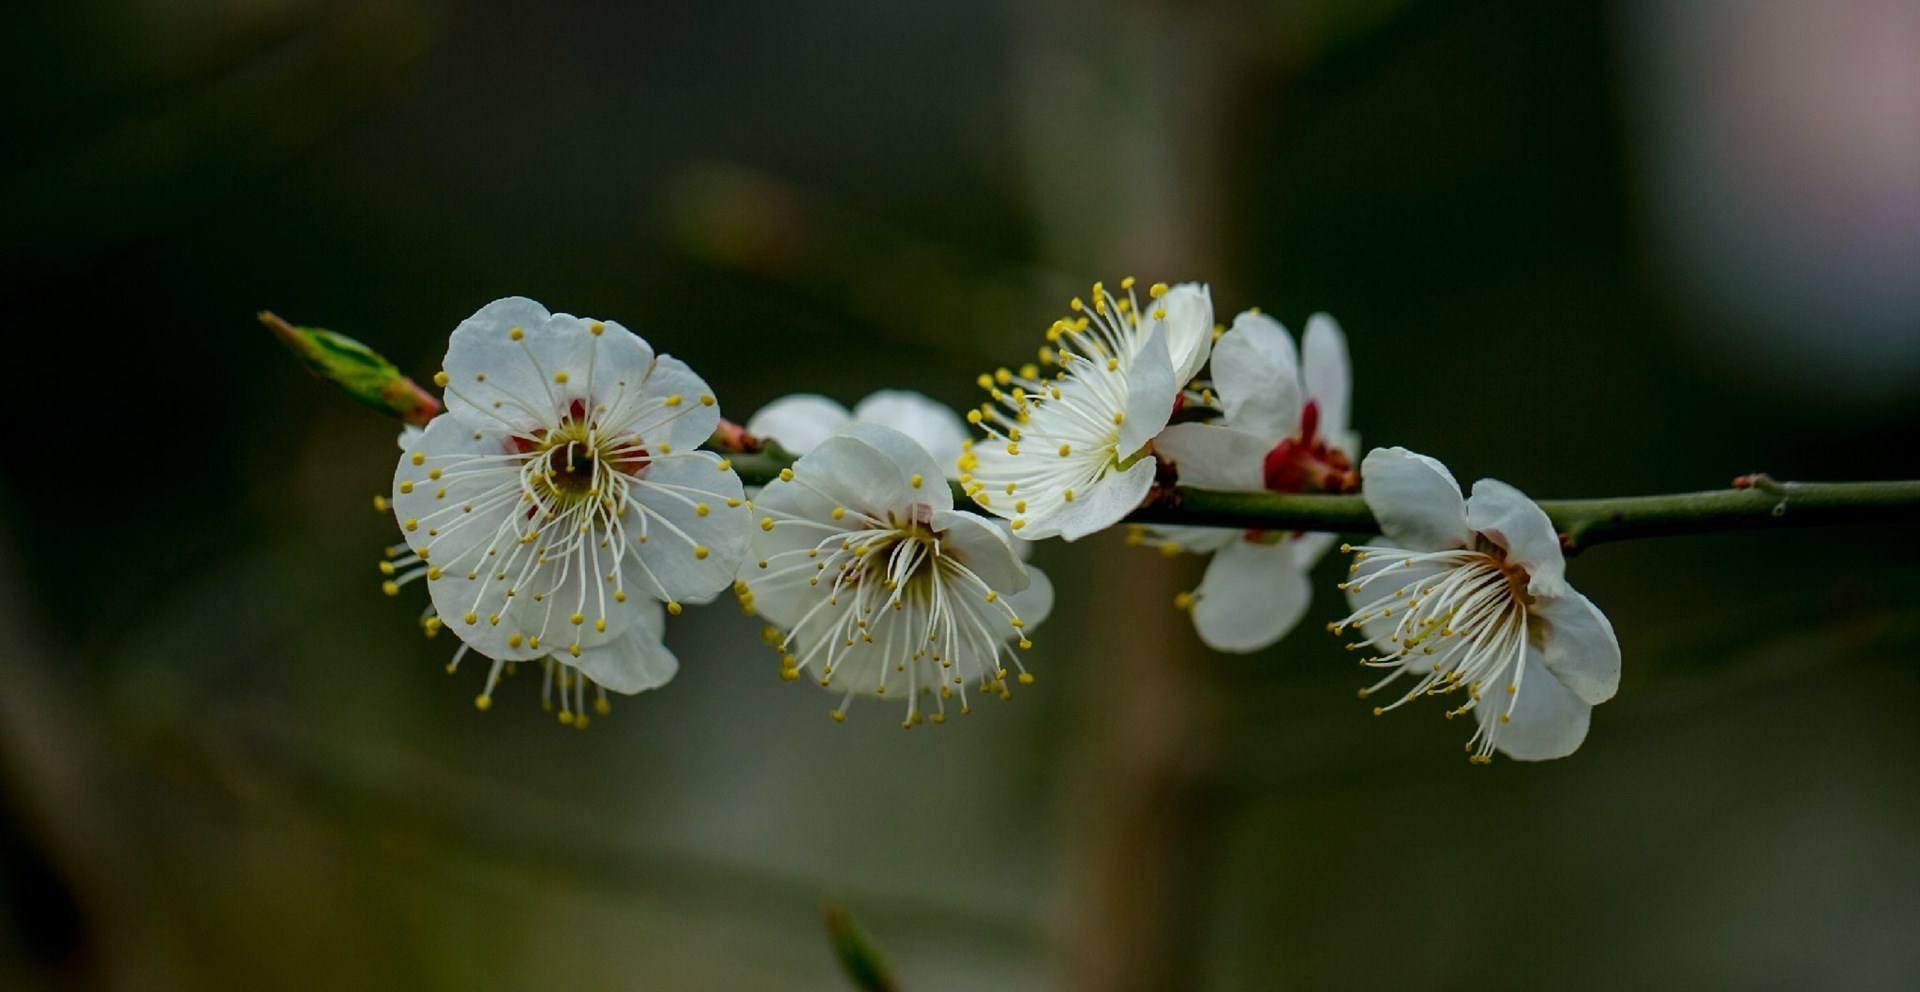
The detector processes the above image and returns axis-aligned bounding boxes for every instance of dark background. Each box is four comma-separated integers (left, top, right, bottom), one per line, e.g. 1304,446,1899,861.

2,1,1917,989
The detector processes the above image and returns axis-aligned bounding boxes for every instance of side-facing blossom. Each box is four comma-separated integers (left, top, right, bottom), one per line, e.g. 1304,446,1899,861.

961,279,1213,540
385,297,751,713
1332,447,1621,762
1146,311,1357,652
747,389,970,475
740,424,1053,725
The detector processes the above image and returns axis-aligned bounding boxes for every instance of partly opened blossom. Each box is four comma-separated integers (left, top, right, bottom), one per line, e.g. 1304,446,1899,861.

741,423,1054,725
1332,447,1621,762
386,297,751,713
1148,311,1357,652
747,389,970,474
961,279,1213,540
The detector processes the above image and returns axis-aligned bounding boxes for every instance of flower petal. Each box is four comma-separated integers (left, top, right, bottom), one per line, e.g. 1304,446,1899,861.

1004,565,1054,631
441,298,616,433
852,390,970,476
838,424,954,513
1153,423,1269,492
1149,282,1215,385
1191,539,1313,653
746,394,851,455
783,433,917,519
1465,478,1566,595
1534,588,1621,705
1211,310,1301,440
570,601,679,694
1300,313,1351,441
930,509,1030,596
1118,322,1179,457
1027,457,1156,542
621,451,751,604
1475,651,1592,761
624,355,724,452
1359,447,1470,550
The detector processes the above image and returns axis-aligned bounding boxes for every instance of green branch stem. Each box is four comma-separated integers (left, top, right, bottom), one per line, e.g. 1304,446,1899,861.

723,449,1920,552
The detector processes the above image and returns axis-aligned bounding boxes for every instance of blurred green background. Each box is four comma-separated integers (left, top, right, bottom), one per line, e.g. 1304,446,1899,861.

2,1,1918,989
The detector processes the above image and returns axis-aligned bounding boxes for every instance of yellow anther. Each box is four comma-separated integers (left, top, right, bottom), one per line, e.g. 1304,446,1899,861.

569,644,581,657
590,321,605,335
614,589,627,603
726,497,742,507
693,545,710,560
664,394,683,407
411,452,426,466
380,580,399,596
1173,591,1195,610
1011,519,1026,531
667,601,683,616
372,495,389,512
966,409,983,424
507,633,523,648
1112,412,1125,425
1064,488,1076,502
910,473,923,489
553,371,569,384
831,507,846,521
426,567,442,580
1149,282,1168,299
1057,444,1071,457
760,517,775,532
830,710,846,723
695,502,710,517
403,517,419,531
569,612,585,625
509,327,524,341
474,695,493,711
398,480,414,494
778,468,794,482
716,459,732,472
1017,672,1034,685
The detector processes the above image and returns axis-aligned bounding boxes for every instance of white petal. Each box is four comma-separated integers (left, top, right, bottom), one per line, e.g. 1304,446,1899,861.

1153,423,1268,492
1289,530,1339,569
1465,479,1566,595
1150,282,1215,385
622,452,752,604
930,509,1030,595
570,601,679,694
396,425,424,450
1300,313,1351,441
1004,565,1054,631
837,424,954,513
1191,539,1313,653
784,433,917,519
1476,651,1592,761
746,394,851,455
440,298,618,433
626,355,724,452
1118,322,1178,456
1534,589,1621,705
1359,447,1470,550
1211,310,1301,440
1028,458,1156,542
853,390,971,476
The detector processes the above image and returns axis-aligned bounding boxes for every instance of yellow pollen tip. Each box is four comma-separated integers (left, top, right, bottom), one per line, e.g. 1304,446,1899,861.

667,601,682,616
695,502,710,517
474,695,493,711
509,327,524,341
1149,282,1168,299
432,371,449,387
1017,672,1034,685
760,517,775,532
693,545,710,560
553,371,569,384
778,468,794,482
910,473,923,489
589,321,605,335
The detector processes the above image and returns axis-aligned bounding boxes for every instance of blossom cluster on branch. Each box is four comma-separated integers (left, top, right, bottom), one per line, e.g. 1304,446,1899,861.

362,285,1624,761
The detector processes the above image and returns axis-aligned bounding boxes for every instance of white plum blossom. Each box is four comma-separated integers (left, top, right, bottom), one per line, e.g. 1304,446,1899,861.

747,389,970,475
960,279,1213,540
1333,447,1621,763
1145,311,1358,652
385,297,751,714
740,424,1053,725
